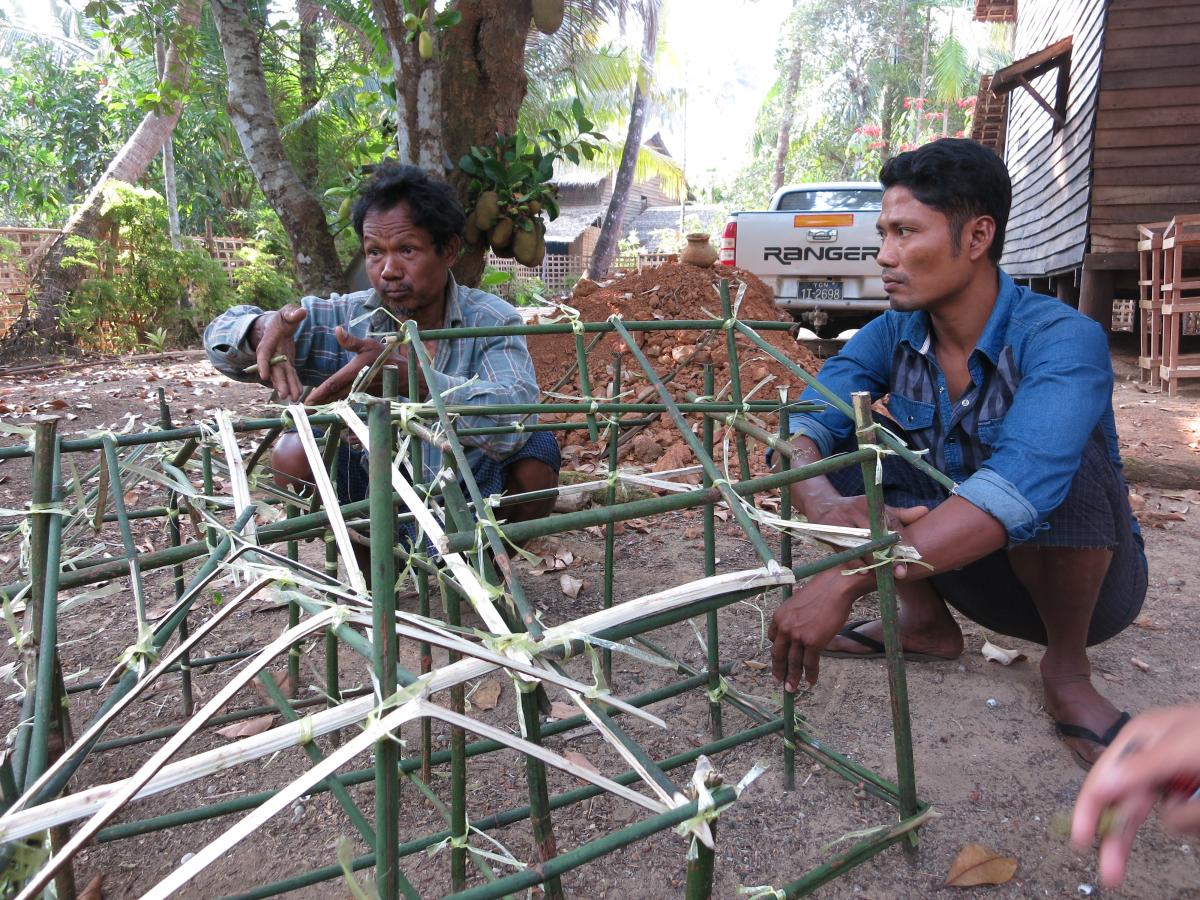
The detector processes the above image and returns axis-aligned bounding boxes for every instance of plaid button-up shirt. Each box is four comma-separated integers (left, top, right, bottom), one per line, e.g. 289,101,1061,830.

204,277,539,479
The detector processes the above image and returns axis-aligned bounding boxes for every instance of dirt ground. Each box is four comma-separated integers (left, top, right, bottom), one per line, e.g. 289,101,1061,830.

1,329,1199,899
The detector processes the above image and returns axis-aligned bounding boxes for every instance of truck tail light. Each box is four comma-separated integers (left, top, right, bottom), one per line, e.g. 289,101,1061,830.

719,221,736,266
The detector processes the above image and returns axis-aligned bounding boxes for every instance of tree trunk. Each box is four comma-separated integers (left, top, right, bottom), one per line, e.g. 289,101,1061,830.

1,0,203,354
772,5,803,194
156,35,182,249
440,0,533,288
589,1,658,281
297,4,320,189
211,0,343,296
911,6,930,145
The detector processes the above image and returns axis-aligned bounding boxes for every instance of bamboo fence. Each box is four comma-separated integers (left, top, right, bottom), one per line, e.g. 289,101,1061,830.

0,281,932,898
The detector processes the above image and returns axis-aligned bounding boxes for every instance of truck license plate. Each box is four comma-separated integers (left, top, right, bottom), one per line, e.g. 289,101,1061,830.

794,281,842,303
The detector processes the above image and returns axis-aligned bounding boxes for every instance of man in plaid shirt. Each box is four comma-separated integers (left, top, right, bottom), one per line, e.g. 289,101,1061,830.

204,164,561,557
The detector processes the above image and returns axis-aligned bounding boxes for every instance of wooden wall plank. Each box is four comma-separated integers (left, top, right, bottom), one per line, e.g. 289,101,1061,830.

1094,124,1200,149
1100,66,1200,90
1093,166,1200,187
1095,146,1200,167
1109,4,1200,27
1103,45,1200,71
1097,105,1200,129
1103,22,1200,49
1094,185,1200,205
1099,86,1200,110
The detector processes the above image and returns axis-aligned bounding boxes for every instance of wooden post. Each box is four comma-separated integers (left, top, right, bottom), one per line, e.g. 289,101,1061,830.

1078,268,1114,331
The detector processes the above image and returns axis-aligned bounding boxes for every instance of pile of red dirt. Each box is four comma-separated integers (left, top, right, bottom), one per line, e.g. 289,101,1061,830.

526,262,821,474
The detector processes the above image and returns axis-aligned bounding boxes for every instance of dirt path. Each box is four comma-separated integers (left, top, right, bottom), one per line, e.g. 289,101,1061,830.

0,334,1198,898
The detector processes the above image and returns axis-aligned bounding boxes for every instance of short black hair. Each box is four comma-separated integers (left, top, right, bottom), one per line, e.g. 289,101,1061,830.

879,138,1011,264
351,163,465,251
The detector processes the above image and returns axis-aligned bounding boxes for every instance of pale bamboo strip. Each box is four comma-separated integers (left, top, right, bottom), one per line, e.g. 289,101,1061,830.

0,567,790,841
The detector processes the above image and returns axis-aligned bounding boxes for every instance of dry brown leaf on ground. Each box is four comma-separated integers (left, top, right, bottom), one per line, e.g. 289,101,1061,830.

744,659,768,671
1133,615,1165,631
549,701,576,720
78,873,104,900
944,843,1018,887
560,574,584,598
981,640,1027,666
1131,656,1152,672
253,670,296,704
216,714,277,740
470,678,502,711
563,750,602,778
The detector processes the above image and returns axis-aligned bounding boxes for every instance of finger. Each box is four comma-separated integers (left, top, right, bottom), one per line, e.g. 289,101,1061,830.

785,637,805,693
802,646,821,686
334,325,365,352
281,304,307,330
307,357,368,406
1097,792,1158,888
894,505,930,526
770,633,787,684
767,617,778,643
283,362,303,402
270,356,293,400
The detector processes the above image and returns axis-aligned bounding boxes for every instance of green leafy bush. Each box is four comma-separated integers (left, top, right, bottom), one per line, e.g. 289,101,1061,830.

60,181,231,352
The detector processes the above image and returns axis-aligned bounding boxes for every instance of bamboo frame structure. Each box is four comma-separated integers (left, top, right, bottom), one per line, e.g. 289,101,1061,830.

0,281,931,898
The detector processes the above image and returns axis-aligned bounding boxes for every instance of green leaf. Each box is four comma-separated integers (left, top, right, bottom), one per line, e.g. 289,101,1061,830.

481,270,513,287
459,155,481,176
563,145,579,165
435,10,462,28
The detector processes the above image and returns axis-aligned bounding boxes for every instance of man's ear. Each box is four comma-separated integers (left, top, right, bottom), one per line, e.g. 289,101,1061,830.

966,215,997,262
441,234,462,265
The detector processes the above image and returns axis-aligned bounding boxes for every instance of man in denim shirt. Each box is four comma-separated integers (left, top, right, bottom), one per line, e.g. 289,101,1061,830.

769,139,1146,767
205,164,560,566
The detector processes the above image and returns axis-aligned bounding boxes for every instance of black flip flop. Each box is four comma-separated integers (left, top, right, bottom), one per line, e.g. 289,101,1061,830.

821,618,950,661
1055,711,1132,770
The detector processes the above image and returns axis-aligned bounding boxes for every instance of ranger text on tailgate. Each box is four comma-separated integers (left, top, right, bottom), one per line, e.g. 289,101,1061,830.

720,183,884,333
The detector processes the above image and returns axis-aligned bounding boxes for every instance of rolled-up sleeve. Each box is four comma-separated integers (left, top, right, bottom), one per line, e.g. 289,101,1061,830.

788,316,895,455
204,305,265,380
956,315,1113,544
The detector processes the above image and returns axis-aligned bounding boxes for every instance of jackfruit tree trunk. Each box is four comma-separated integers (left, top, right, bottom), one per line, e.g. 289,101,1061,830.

212,0,344,297
1,0,203,354
440,0,533,288
589,1,658,281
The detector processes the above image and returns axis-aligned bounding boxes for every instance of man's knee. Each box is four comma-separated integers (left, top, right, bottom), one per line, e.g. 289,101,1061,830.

271,433,314,492
505,458,559,494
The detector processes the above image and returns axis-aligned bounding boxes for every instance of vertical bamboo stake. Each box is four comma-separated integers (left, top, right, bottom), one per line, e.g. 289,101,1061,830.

158,390,193,715
574,325,600,442
201,444,216,549
369,393,401,900
408,343,434,783
779,406,795,791
718,280,754,484
602,352,622,687
852,392,918,837
684,825,717,900
319,427,342,714
286,501,301,697
701,365,722,740
100,436,149,631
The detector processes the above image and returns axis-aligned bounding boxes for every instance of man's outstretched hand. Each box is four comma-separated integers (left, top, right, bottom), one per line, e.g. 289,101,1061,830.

254,304,307,401
768,570,856,693
306,326,406,406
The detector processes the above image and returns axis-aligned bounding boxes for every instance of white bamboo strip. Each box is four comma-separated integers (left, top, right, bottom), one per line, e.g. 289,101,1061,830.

0,567,789,842
14,609,342,900
287,403,367,597
215,411,256,548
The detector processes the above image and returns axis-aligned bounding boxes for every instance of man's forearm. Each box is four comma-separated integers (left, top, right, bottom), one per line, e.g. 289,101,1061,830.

782,435,845,519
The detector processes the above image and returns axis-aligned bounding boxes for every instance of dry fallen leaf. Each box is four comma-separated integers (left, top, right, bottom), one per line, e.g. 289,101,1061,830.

563,749,602,778
253,670,296,703
1133,616,1165,631
471,678,502,711
981,640,1027,666
216,714,277,740
744,659,768,671
78,873,104,900
1128,491,1146,512
560,574,584,599
1131,656,1152,672
549,701,576,720
944,843,1018,887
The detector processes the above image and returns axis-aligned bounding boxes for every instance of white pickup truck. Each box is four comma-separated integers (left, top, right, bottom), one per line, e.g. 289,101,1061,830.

719,182,885,333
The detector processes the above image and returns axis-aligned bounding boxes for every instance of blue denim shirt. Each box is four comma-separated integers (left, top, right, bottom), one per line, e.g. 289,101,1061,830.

790,270,1124,544
204,277,539,480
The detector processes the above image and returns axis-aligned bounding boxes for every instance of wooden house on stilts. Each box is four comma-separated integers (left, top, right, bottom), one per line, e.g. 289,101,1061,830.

971,0,1200,328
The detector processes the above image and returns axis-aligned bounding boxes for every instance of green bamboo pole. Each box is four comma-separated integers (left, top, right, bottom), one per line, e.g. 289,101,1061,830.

286,501,301,697
700,364,723,740
852,392,919,840
22,418,64,788
602,352,621,687
684,814,716,900
779,408,796,791
320,423,343,715
216,719,779,900
201,444,216,549
633,635,770,725
158,389,194,715
99,672,720,844
574,326,600,441
608,316,776,568
447,786,739,900
101,435,150,632
732,319,956,491
442,445,877,554
369,391,402,900
256,672,376,846
718,280,755,485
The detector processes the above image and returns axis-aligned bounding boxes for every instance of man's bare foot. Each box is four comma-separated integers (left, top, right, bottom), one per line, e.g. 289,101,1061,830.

1041,658,1127,767
822,617,964,659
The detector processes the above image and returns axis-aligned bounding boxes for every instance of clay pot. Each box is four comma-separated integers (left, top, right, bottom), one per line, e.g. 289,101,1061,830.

680,233,717,268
